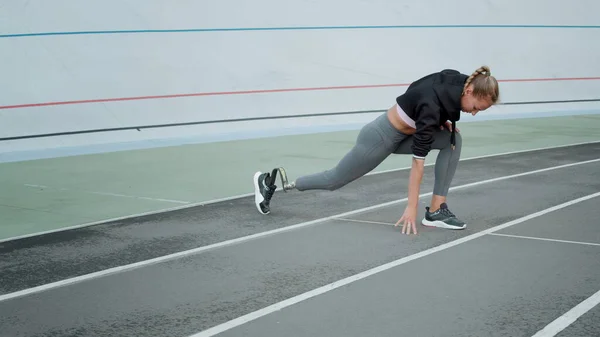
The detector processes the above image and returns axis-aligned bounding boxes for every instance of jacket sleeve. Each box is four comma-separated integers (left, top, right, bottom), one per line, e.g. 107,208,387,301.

411,102,440,159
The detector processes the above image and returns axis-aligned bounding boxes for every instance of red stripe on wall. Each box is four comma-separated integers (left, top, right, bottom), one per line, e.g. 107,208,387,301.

2,77,600,110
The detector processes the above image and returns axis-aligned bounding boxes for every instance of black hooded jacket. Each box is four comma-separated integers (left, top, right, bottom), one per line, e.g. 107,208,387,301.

395,69,468,158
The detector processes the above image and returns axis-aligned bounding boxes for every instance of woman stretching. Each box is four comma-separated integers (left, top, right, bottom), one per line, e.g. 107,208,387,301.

253,66,499,235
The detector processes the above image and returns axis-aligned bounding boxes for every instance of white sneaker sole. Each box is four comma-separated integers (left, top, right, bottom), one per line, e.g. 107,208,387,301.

253,171,269,215
421,219,466,230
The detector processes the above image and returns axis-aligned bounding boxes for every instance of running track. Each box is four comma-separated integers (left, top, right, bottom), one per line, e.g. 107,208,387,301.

1,142,599,336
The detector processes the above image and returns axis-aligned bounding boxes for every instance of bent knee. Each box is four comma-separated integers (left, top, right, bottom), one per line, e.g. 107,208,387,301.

453,131,462,148
433,129,462,151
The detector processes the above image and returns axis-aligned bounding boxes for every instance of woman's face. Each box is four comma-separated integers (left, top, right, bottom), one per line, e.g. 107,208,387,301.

461,85,493,116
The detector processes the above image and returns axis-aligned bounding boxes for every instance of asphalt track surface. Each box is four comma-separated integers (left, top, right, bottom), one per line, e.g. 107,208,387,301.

1,142,600,337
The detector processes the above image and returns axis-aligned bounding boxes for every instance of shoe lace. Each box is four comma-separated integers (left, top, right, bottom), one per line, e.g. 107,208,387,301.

439,207,456,218
265,185,276,199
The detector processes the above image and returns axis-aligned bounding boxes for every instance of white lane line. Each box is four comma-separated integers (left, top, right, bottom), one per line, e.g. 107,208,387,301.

334,218,395,226
87,192,189,204
189,191,600,337
1,158,598,303
23,184,190,204
488,233,600,247
530,288,600,337
1,140,598,243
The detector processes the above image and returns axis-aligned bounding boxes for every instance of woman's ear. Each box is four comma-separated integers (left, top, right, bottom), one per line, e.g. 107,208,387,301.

463,86,473,96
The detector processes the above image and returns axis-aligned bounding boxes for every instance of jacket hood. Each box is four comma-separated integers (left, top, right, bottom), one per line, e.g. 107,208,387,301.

432,69,468,122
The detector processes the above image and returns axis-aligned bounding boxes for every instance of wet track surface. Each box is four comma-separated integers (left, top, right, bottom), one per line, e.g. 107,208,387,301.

1,143,599,337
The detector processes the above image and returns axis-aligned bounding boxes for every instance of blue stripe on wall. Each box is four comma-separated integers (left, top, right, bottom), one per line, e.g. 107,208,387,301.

3,24,600,38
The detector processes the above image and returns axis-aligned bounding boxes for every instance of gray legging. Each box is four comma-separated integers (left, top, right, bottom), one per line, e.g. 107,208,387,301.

295,112,462,196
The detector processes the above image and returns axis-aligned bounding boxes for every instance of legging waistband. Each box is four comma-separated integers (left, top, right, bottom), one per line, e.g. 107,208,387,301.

395,104,416,128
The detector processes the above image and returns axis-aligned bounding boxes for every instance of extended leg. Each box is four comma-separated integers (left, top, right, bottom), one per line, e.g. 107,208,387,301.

253,113,403,215
294,122,392,191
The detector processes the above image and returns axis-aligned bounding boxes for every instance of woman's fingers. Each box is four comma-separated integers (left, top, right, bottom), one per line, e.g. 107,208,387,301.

396,215,418,235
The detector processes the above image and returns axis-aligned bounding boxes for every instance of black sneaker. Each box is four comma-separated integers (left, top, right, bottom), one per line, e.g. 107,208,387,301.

253,170,277,215
421,203,466,229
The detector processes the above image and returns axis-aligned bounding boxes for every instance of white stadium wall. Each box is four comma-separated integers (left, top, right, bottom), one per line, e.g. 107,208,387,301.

1,0,600,161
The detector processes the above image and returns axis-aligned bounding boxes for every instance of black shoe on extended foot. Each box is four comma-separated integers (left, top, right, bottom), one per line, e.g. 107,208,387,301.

421,203,467,230
253,170,277,215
